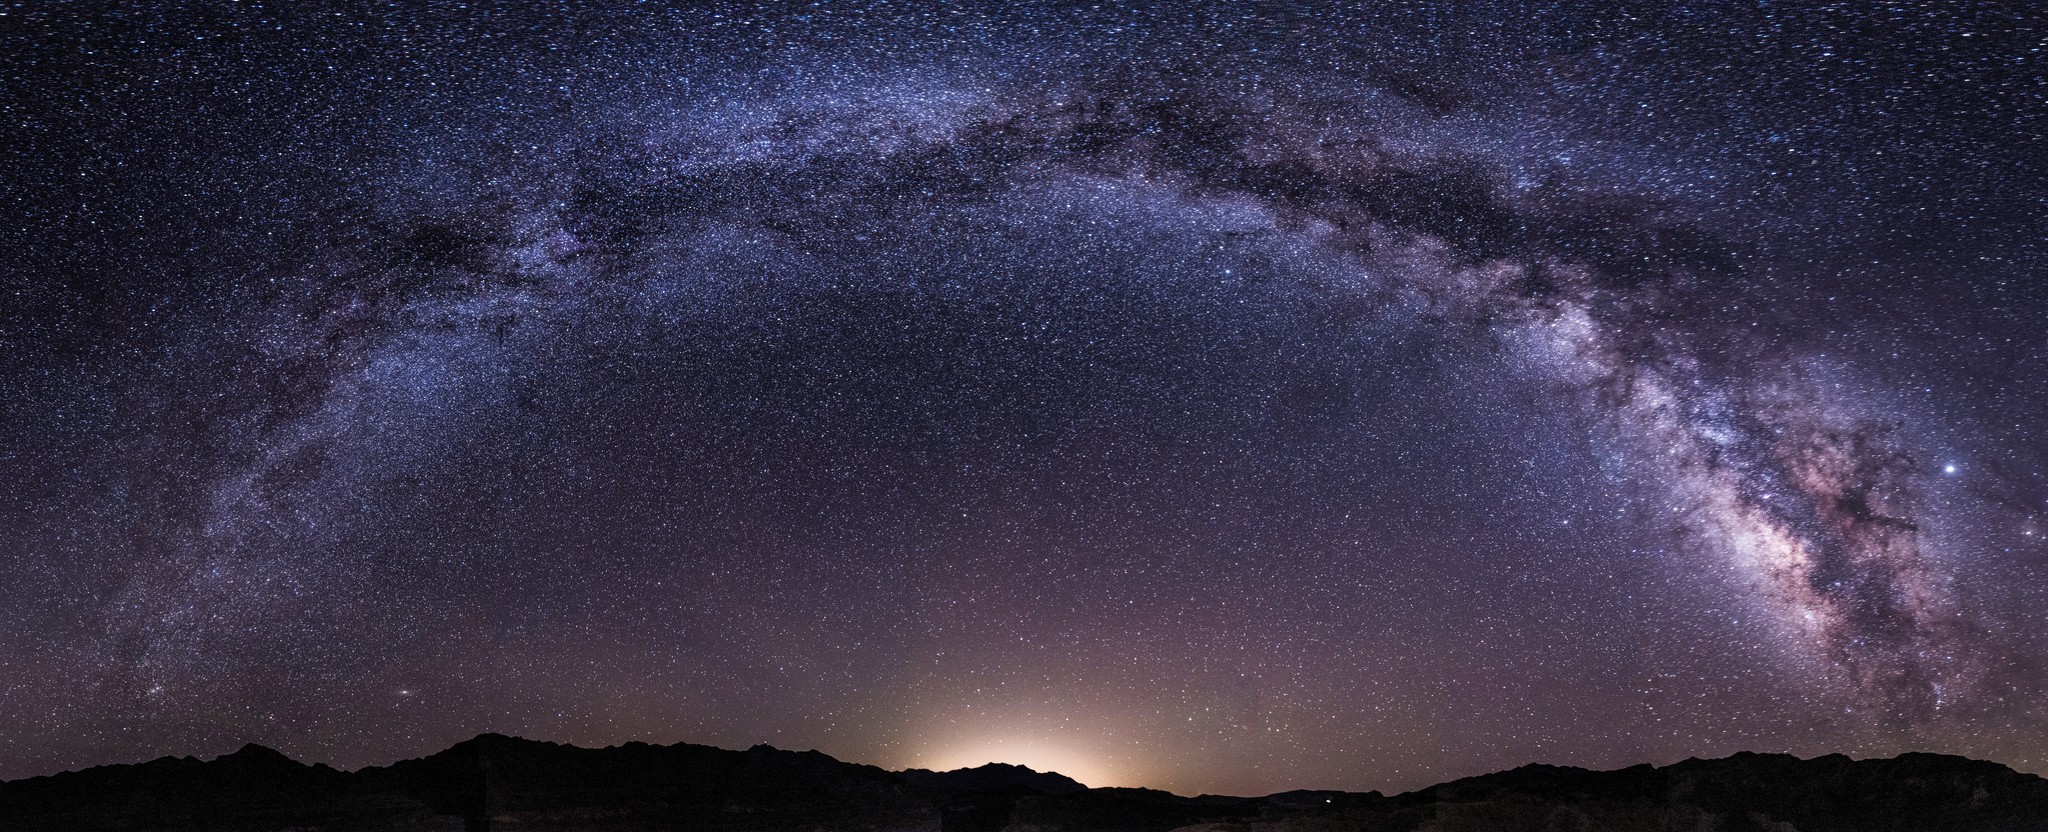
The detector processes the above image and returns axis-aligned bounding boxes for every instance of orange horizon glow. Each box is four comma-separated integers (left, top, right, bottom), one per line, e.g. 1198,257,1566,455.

903,734,1153,790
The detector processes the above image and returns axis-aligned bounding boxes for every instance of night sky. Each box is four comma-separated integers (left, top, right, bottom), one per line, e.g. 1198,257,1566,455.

3,2,2045,797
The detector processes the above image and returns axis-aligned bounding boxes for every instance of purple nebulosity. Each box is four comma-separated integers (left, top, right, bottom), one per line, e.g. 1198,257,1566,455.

3,1,2044,796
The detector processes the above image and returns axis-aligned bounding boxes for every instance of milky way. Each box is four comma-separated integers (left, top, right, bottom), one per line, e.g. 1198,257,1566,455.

3,3,2045,795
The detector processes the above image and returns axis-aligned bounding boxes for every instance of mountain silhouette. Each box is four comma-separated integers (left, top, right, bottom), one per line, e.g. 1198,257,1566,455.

901,761,1089,796
1,735,2044,831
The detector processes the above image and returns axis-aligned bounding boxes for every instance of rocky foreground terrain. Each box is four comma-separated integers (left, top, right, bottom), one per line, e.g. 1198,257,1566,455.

2,734,2044,831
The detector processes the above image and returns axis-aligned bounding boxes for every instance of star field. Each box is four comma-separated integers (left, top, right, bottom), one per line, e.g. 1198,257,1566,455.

2,1,2045,796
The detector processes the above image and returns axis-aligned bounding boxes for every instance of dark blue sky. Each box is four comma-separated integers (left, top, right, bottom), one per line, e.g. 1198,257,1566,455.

2,1,2043,795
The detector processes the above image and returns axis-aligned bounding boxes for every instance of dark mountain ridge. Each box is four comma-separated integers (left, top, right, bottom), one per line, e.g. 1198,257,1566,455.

2,735,2043,831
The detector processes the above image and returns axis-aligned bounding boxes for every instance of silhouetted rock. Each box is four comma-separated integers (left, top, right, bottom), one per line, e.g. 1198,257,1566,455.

901,762,1087,796
1,737,2044,831
900,762,1089,832
0,744,434,831
350,734,934,831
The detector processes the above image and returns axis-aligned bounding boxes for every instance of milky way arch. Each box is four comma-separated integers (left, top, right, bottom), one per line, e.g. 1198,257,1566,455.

95,75,1993,729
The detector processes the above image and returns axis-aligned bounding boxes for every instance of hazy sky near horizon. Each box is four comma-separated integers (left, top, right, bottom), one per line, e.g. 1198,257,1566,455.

3,1,2045,796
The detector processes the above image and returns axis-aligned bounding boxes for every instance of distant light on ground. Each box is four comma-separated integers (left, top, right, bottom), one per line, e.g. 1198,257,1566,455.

913,736,1129,788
